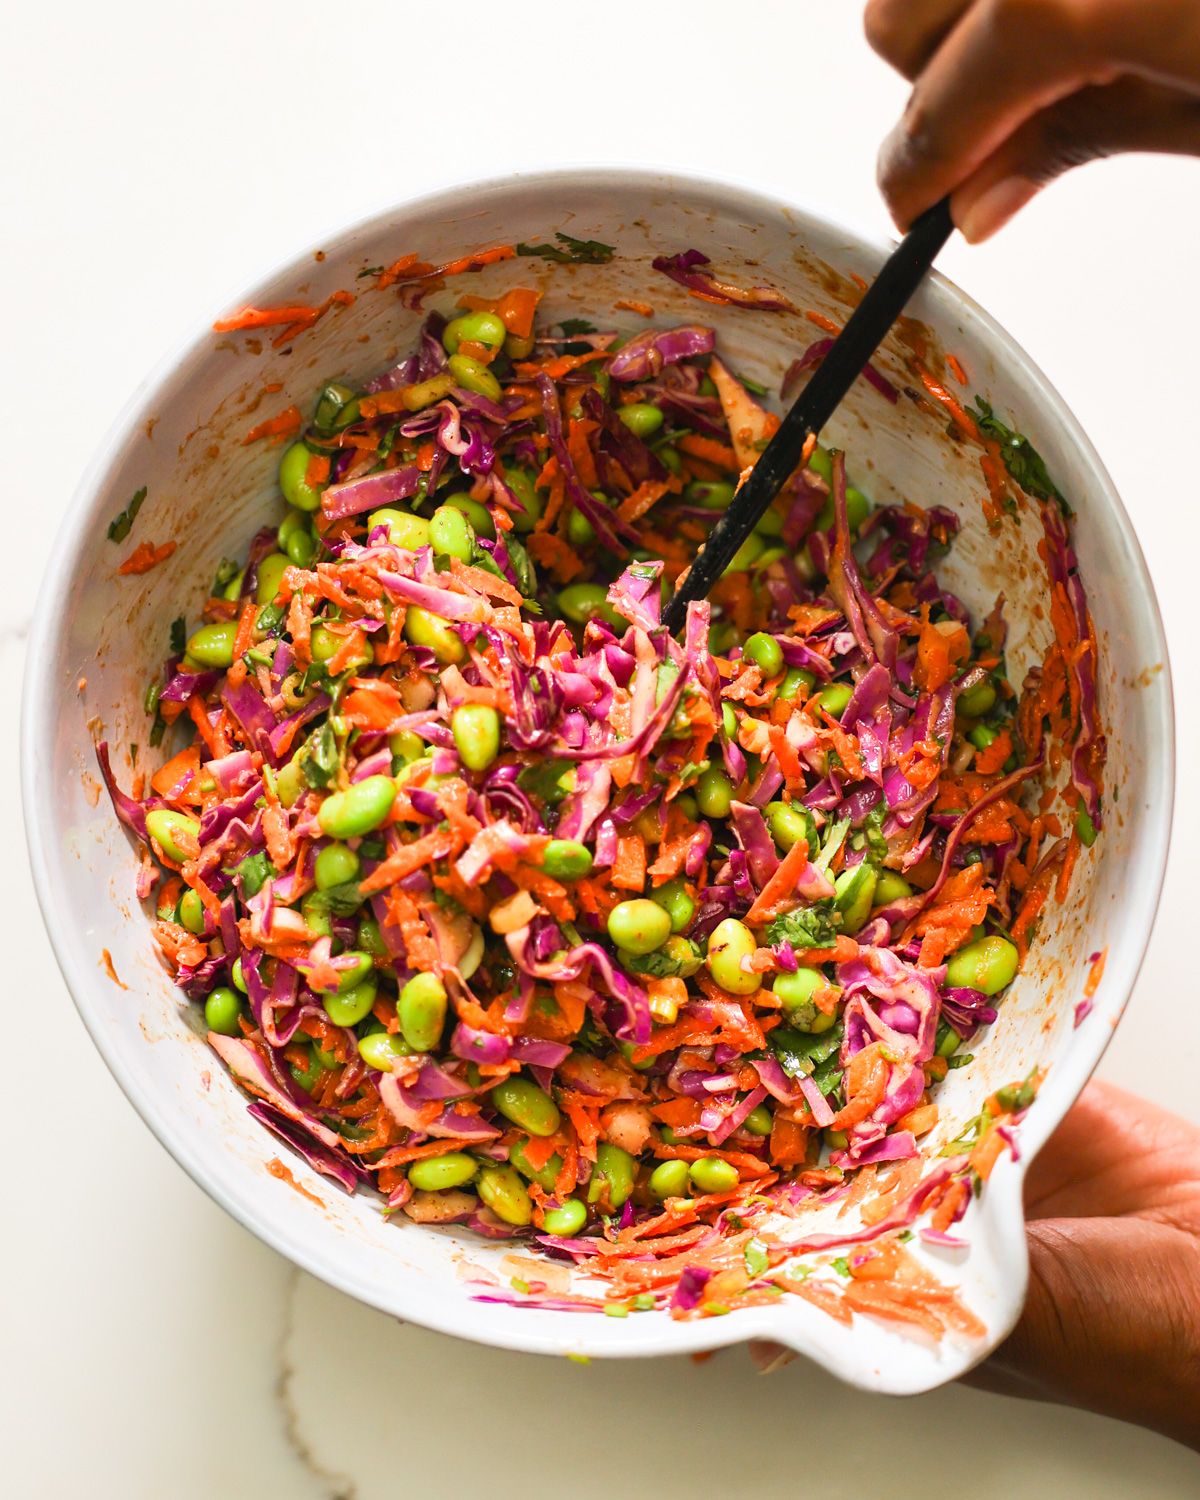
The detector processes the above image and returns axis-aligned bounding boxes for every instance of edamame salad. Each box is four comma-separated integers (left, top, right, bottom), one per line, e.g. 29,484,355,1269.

100,264,1104,1326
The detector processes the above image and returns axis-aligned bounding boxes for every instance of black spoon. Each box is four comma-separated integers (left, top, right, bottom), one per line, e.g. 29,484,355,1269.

661,196,955,635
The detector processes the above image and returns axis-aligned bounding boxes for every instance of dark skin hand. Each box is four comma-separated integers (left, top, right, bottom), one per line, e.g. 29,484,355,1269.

865,0,1200,240
751,1083,1200,1448
964,1080,1200,1449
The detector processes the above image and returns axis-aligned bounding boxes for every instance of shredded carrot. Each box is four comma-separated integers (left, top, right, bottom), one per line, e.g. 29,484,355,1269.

118,540,176,575
243,406,303,446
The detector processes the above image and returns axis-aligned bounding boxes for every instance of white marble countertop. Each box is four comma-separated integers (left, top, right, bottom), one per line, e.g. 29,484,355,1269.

6,2,1200,1492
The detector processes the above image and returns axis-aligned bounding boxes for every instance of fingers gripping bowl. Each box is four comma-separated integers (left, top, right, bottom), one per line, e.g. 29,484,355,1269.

23,169,1171,1390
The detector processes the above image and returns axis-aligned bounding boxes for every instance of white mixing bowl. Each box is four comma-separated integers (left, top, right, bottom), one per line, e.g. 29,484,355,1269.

21,167,1173,1392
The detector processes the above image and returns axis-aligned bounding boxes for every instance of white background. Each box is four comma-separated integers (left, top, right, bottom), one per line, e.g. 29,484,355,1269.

4,1,1199,1493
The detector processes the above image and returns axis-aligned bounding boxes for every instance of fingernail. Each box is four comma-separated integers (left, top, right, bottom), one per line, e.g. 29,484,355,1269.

955,176,1038,244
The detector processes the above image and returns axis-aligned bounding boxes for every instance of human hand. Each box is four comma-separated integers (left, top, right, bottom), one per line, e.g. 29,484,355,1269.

962,1079,1200,1450
749,1081,1200,1450
865,0,1200,240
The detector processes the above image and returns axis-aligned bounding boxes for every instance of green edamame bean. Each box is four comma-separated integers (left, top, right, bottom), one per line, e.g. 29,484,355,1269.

399,972,448,1053
278,507,311,551
334,952,373,993
509,1137,563,1193
505,332,535,359
369,507,431,549
721,701,738,738
588,1143,636,1209
231,957,249,994
302,892,332,938
447,353,502,401
185,621,238,669
290,1046,324,1093
686,480,735,510
542,1198,587,1236
765,801,809,853
358,1030,412,1071
957,681,997,719
505,468,542,532
145,809,200,863
430,504,475,563
743,1103,773,1136
408,1152,480,1191
945,936,1019,996
689,1156,739,1194
706,918,761,995
358,915,387,957
846,486,870,531
541,840,594,881
313,382,359,433
205,987,242,1036
221,567,246,602
753,546,788,574
677,792,698,821
443,310,507,355
813,682,853,719
755,505,784,537
318,775,396,839
279,443,323,511
324,977,377,1027
968,723,998,752
873,870,913,905
389,730,424,765
695,767,734,819
404,605,467,664
825,1128,849,1151
310,624,374,671
451,703,501,771
648,1159,691,1200
607,900,672,956
772,965,825,1022
491,1076,561,1137
286,528,316,568
558,582,608,624
477,1164,533,1226
935,1023,962,1059
178,888,206,935
807,445,833,483
834,861,878,935
779,666,815,701
567,506,596,546
313,1040,339,1070
275,758,306,808
744,632,783,679
315,842,360,890
649,878,695,934
256,552,290,605
618,403,664,438
724,533,765,575
444,493,495,539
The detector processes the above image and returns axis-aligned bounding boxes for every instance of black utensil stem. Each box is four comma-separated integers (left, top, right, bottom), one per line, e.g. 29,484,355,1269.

662,196,954,635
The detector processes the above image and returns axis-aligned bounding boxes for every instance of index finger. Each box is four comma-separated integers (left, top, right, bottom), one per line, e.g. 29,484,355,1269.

877,0,1119,227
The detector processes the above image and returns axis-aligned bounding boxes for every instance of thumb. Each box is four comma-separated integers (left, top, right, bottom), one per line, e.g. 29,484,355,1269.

952,75,1200,241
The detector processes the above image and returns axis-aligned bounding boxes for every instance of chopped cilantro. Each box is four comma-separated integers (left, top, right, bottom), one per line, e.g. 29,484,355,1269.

517,233,615,265
107,486,146,543
301,721,339,789
744,1238,770,1279
357,265,384,278
169,615,187,655
968,397,1071,514
764,902,837,951
831,1257,851,1278
558,318,597,337
212,557,240,592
